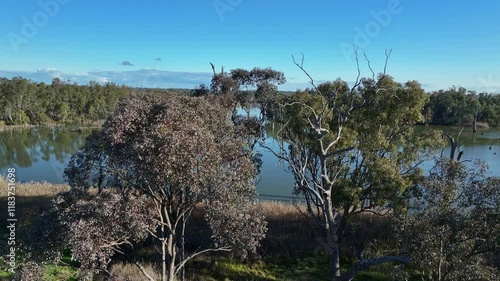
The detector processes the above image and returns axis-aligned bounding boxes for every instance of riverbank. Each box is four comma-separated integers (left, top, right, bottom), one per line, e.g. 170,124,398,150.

0,121,104,132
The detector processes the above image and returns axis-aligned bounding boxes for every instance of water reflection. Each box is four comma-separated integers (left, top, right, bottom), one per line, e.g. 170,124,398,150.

0,126,94,182
0,126,498,196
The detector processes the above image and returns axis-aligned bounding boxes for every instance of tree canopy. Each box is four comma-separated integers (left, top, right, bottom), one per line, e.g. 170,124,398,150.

264,52,444,280
61,92,267,281
0,77,130,125
396,158,500,281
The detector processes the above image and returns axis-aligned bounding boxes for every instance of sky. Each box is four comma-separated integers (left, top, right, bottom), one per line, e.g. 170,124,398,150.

0,0,499,92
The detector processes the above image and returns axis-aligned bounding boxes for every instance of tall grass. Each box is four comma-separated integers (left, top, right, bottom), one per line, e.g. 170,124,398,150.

0,177,70,227
0,176,70,198
107,262,159,281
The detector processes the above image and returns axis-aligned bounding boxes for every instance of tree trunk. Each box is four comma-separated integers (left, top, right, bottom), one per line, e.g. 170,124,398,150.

7,110,13,124
160,215,176,281
472,108,478,133
162,230,167,281
438,238,443,281
181,216,186,281
324,193,341,281
166,232,176,281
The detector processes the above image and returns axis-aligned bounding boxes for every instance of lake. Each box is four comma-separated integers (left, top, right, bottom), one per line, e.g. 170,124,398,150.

0,125,499,200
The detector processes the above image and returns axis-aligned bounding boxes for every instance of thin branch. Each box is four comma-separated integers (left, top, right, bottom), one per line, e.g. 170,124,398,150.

174,247,231,275
350,46,362,93
325,146,355,158
383,49,392,76
282,101,319,121
364,52,375,80
291,53,322,95
133,260,156,281
209,62,216,76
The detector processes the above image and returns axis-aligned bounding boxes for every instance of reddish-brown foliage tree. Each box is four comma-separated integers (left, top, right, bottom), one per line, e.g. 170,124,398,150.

63,92,267,281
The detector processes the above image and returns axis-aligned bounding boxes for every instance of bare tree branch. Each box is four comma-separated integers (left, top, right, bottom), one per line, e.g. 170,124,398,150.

341,255,410,281
210,62,216,76
383,49,392,76
174,247,231,275
364,52,375,81
133,260,157,281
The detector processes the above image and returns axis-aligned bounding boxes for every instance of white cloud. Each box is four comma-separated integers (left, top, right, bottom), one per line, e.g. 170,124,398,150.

36,67,58,72
95,76,110,83
0,68,214,89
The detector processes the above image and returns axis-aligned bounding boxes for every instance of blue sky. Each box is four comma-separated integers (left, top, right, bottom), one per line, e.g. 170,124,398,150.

1,0,499,91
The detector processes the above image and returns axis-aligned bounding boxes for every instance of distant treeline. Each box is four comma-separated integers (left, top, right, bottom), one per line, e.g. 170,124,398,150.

0,77,131,125
425,87,500,127
1,77,499,127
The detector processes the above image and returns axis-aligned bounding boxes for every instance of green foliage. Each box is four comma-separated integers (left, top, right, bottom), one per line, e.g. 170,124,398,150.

0,257,12,280
426,87,500,127
396,159,500,281
11,110,30,125
271,72,444,280
42,265,78,281
0,77,130,125
278,76,444,214
185,255,330,281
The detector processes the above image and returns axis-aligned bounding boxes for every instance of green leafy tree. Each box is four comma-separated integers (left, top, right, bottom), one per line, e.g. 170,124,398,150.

426,87,498,127
265,52,442,281
396,158,500,281
0,77,130,125
204,64,285,174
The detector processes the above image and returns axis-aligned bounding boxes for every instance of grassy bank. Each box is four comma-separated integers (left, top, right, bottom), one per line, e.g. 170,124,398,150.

0,180,403,281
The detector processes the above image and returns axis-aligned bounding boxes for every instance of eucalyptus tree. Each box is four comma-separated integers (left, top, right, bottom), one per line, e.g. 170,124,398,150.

0,77,36,124
63,92,267,281
207,63,285,118
396,158,500,281
0,77,129,125
427,87,483,127
204,64,286,174
265,51,442,281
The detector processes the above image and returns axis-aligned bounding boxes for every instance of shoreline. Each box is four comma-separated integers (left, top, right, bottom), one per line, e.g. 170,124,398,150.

0,121,104,131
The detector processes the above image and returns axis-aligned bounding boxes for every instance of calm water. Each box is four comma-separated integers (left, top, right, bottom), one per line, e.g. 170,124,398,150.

1,126,499,198
0,126,94,183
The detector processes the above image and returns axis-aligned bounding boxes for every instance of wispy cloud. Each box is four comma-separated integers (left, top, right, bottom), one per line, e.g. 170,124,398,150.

120,61,134,66
0,68,476,93
0,68,213,89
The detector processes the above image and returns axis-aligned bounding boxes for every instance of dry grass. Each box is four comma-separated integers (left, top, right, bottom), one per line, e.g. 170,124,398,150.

0,123,59,132
0,179,389,258
259,201,323,257
0,121,103,132
0,176,70,198
0,181,392,266
476,121,490,129
260,201,306,219
107,262,160,281
0,177,70,227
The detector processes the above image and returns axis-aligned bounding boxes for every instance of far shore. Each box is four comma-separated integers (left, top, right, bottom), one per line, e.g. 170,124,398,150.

0,121,104,131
